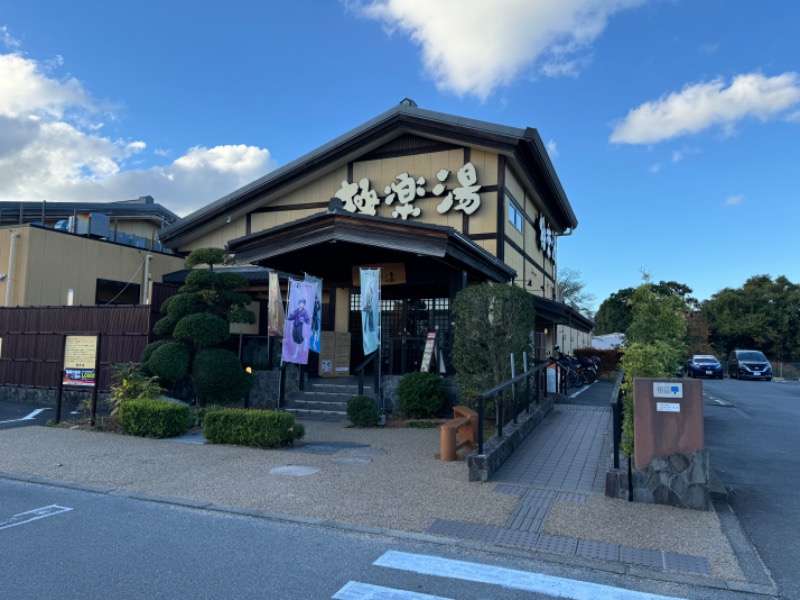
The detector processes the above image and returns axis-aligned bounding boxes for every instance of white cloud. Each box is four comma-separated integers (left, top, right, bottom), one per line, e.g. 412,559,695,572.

350,0,644,100
546,139,559,158
1,26,21,49
0,53,90,118
725,195,745,206
610,72,800,144
0,51,275,216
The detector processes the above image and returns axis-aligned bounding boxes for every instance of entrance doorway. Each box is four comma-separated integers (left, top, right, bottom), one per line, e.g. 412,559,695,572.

348,295,451,375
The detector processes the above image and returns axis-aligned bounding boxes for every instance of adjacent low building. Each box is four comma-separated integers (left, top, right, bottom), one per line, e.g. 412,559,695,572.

0,197,183,307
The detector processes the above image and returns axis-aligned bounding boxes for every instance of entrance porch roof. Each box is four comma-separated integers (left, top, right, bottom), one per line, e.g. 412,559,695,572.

226,202,515,288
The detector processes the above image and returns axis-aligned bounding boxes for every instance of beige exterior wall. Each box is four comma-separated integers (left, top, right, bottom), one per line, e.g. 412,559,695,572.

503,166,555,300
111,219,160,240
175,148,504,257
0,226,184,307
180,216,249,253
558,325,593,355
169,139,583,332
271,168,349,208
168,145,563,307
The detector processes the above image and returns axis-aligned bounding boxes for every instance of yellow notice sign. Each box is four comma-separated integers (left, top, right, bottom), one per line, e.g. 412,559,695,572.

63,335,98,387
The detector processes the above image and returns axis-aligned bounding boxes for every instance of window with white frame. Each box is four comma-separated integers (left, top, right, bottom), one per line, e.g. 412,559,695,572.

508,202,523,232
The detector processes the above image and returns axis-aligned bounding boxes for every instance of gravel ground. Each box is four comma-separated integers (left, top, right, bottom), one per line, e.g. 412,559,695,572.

0,423,515,531
543,494,745,581
0,421,744,581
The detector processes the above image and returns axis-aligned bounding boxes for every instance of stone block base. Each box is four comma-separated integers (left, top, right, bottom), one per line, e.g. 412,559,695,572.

606,450,712,511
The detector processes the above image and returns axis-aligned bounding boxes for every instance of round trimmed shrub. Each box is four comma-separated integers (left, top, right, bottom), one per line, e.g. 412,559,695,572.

397,372,448,418
347,395,380,427
192,348,251,407
145,342,190,387
141,339,169,364
173,313,231,347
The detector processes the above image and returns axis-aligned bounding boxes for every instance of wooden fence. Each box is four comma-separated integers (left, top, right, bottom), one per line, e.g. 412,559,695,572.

0,305,152,392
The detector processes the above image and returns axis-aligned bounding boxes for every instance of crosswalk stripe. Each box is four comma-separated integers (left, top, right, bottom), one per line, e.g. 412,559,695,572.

333,581,452,600
374,551,689,600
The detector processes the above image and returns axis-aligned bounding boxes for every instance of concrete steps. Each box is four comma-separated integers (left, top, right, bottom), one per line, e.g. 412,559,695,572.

284,377,377,421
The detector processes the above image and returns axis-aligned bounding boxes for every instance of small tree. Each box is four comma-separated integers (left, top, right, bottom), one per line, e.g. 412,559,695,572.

557,268,596,317
107,363,164,416
620,274,688,455
452,283,535,408
397,372,448,418
142,248,256,407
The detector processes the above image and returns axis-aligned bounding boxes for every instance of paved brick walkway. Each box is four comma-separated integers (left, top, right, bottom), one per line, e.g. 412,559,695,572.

491,404,610,493
425,390,712,576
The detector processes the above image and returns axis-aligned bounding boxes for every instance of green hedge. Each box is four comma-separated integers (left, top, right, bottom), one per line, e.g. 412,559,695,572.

145,341,190,386
203,408,305,448
192,348,252,406
347,395,380,427
173,313,231,347
118,399,191,438
397,372,448,418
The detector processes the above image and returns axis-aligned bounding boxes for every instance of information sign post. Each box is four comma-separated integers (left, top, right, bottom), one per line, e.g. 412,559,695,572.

56,334,101,425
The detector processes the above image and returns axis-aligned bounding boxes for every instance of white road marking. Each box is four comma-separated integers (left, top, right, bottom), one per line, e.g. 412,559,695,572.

374,551,689,600
333,581,451,600
0,505,73,531
569,382,593,398
703,393,730,406
0,408,51,424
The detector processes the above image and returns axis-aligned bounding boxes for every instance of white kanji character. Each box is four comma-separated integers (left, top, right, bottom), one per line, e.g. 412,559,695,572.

450,162,481,215
336,178,380,215
335,180,360,212
384,172,425,220
433,169,454,214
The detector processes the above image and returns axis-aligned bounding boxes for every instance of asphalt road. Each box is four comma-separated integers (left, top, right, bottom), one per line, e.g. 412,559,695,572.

0,477,766,600
702,378,800,600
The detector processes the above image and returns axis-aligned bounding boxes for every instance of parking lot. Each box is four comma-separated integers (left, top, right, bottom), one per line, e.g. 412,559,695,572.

0,401,56,429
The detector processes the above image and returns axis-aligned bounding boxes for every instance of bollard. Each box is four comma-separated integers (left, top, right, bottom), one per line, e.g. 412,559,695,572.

438,425,458,461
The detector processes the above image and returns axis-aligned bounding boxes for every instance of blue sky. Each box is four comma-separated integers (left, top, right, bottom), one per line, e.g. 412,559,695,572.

1,1,798,311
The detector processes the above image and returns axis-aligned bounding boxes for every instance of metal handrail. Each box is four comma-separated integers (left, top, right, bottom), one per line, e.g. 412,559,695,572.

474,360,551,454
610,369,625,469
355,351,379,400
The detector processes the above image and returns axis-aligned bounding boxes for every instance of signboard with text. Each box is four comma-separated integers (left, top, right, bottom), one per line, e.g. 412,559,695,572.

420,332,437,373
62,335,98,387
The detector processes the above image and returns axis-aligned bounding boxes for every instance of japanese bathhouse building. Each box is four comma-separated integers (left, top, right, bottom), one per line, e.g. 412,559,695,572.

159,100,593,378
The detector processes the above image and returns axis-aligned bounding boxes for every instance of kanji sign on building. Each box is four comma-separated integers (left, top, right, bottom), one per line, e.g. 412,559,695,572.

335,162,482,220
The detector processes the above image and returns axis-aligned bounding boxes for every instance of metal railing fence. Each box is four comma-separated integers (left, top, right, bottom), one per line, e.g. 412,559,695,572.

610,369,625,469
474,359,551,454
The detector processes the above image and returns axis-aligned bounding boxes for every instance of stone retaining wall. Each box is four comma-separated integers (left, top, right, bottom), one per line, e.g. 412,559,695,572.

0,386,109,410
247,365,301,409
0,364,303,412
